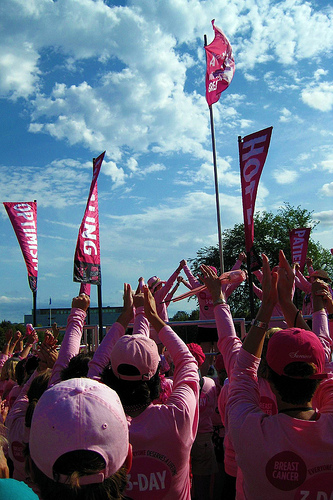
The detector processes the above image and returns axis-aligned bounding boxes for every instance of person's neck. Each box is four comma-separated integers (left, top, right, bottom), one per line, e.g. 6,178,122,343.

278,402,316,420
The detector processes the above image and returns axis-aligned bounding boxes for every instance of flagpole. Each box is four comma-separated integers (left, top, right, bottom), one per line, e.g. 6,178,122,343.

204,34,224,274
97,284,103,343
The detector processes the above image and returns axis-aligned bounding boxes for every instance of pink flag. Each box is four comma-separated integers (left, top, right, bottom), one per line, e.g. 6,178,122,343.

289,228,311,272
205,19,235,106
73,152,105,285
3,201,38,292
239,127,273,258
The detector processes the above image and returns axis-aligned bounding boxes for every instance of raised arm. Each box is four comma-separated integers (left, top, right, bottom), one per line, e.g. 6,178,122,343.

48,293,90,387
277,250,310,330
88,284,133,379
200,264,242,376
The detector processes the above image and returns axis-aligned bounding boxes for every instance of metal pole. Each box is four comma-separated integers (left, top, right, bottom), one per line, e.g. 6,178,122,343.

33,290,37,326
204,34,224,273
97,284,103,343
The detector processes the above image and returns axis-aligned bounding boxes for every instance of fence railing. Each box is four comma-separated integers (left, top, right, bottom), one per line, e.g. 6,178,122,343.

35,315,313,353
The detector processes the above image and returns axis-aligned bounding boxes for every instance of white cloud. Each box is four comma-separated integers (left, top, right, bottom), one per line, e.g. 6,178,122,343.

320,158,333,173
320,183,333,197
301,81,333,112
313,210,333,227
272,167,298,184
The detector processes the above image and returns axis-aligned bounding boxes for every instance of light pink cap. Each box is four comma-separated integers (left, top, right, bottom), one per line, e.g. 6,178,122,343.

111,334,160,381
29,378,129,484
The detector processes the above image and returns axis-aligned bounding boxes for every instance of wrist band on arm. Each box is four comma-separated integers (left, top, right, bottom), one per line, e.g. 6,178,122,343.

251,319,268,330
213,298,226,306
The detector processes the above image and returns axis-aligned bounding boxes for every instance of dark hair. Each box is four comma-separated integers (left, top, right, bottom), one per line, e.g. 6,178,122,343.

15,358,27,386
29,450,128,500
25,370,52,428
101,363,160,409
61,351,94,381
267,362,320,405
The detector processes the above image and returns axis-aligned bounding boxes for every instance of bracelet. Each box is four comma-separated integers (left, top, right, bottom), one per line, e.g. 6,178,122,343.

327,313,333,320
213,298,227,306
294,309,301,327
251,319,268,330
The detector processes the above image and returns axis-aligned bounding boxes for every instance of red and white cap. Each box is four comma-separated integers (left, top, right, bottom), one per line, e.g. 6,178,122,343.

29,378,129,484
111,334,160,381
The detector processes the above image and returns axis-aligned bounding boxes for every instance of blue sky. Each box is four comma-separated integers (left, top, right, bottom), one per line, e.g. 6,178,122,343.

0,0,332,324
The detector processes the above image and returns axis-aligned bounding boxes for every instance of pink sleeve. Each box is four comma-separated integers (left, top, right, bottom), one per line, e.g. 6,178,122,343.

312,310,332,365
295,270,311,293
157,269,181,301
5,369,39,432
215,304,242,376
159,325,199,439
49,307,87,387
133,307,149,337
87,322,125,379
223,259,243,298
183,265,199,289
226,349,262,447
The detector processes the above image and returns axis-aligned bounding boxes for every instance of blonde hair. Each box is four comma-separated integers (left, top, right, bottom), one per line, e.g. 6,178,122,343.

0,357,19,382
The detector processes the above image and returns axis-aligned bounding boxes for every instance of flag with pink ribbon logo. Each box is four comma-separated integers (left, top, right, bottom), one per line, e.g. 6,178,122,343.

205,19,235,106
3,201,38,292
73,152,105,285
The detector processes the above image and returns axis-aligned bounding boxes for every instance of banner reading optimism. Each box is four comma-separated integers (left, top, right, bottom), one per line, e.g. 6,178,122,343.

73,151,105,285
3,201,38,292
239,127,273,260
289,228,311,272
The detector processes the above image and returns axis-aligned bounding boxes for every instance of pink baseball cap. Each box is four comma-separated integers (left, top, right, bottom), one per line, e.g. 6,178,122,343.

147,276,166,293
29,378,129,484
266,328,326,379
111,334,160,381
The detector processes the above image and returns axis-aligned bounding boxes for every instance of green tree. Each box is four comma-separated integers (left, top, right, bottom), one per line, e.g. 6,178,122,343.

188,203,333,319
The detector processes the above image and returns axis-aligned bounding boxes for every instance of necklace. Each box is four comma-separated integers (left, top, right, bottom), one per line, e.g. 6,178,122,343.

279,407,313,414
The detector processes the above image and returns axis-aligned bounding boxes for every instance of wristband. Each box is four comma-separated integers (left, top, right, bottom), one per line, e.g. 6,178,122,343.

328,313,333,320
251,319,268,330
213,298,227,306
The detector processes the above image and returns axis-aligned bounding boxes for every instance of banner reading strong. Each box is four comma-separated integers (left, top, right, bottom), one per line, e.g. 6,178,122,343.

239,127,273,263
3,201,38,292
73,152,105,285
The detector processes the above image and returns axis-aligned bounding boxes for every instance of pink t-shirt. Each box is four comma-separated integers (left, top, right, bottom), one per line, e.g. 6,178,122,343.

227,348,333,500
197,376,217,434
88,322,199,499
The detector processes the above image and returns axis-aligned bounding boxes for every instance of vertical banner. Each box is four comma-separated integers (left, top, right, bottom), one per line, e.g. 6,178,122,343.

205,19,235,106
3,201,38,292
289,228,311,272
239,127,273,270
73,152,105,285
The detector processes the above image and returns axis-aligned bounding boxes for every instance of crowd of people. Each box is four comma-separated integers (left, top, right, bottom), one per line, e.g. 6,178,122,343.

0,251,332,499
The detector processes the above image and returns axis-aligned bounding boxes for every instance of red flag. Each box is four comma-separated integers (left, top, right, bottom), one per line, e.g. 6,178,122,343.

3,201,38,292
239,127,273,255
289,228,311,272
73,152,105,285
205,19,235,106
